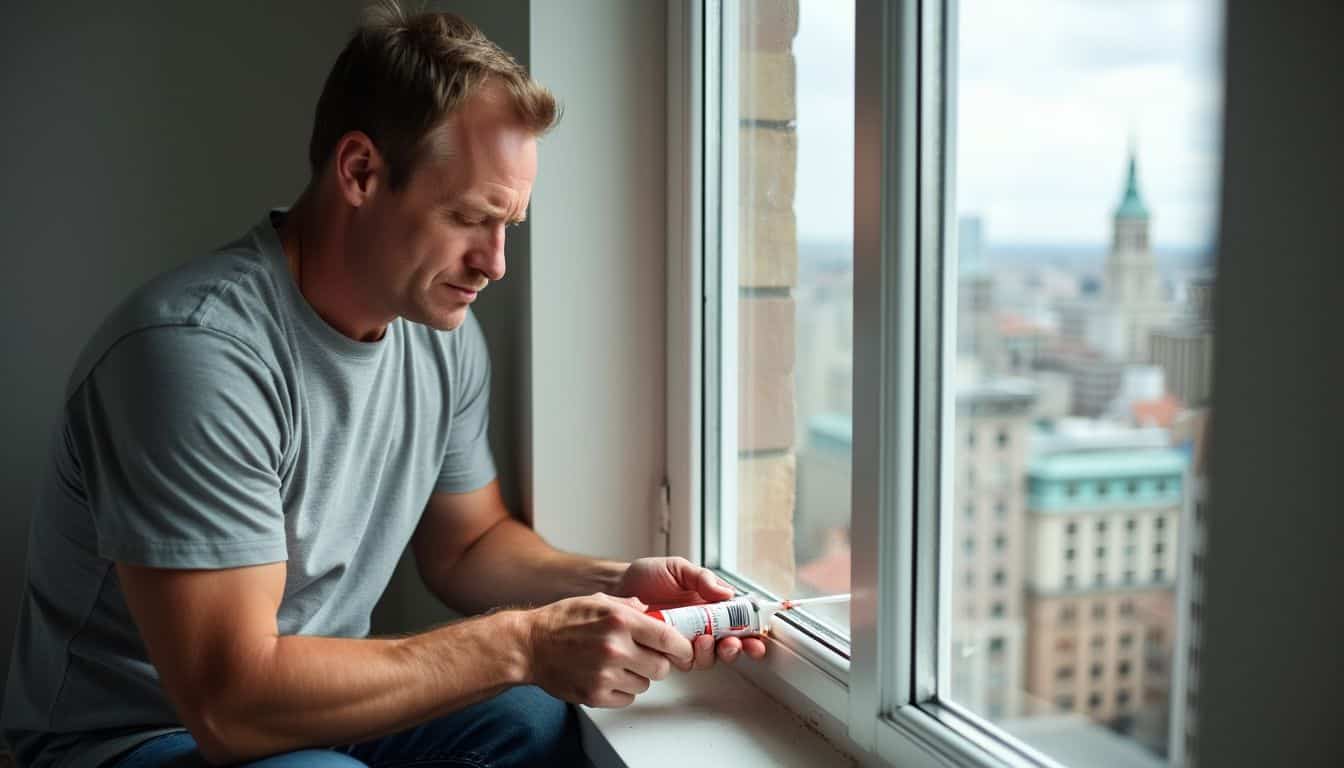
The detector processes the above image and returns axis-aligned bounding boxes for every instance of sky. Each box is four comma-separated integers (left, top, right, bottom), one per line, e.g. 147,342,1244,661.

790,0,1224,250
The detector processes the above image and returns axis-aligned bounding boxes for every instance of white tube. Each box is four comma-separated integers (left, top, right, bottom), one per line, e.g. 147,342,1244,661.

645,597,766,639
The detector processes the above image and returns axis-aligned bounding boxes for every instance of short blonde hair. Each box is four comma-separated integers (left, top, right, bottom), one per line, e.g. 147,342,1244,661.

308,1,559,188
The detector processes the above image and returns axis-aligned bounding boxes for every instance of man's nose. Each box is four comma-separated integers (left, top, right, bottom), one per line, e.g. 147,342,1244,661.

468,223,507,282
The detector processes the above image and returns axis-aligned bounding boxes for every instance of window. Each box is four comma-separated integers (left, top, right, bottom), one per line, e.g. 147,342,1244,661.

1120,601,1135,617
1092,603,1106,620
1119,632,1134,649
705,0,855,640
686,0,1219,766
1118,661,1132,678
1056,666,1075,680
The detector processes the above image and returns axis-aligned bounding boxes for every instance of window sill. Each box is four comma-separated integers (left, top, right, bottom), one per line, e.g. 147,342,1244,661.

578,664,858,768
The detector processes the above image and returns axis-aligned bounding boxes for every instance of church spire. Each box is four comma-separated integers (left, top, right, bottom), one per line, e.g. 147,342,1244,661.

1115,138,1150,220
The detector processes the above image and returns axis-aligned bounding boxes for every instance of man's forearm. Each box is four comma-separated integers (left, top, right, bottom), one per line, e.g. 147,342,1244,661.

424,517,627,614
197,610,530,765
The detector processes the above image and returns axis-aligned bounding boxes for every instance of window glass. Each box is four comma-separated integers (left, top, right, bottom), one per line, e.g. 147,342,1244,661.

714,0,855,638
946,1,1220,764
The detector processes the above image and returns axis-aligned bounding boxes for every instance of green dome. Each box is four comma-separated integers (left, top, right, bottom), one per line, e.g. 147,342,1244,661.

1115,151,1150,219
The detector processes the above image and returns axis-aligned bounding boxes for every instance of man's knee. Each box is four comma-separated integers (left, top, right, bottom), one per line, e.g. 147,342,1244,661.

242,749,368,768
481,686,582,767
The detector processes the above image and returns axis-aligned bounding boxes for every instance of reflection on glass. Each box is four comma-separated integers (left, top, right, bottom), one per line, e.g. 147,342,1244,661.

946,1,1220,765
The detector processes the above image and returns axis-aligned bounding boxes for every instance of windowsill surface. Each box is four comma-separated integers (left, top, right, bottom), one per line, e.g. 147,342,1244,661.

578,664,857,767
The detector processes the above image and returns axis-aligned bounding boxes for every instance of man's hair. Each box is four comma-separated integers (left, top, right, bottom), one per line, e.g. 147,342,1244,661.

308,1,559,189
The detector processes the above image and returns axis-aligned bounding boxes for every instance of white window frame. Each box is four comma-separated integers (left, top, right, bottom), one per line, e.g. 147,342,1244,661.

667,1,1082,766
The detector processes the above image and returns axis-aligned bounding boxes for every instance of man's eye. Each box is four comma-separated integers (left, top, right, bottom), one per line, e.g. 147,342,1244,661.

453,212,485,226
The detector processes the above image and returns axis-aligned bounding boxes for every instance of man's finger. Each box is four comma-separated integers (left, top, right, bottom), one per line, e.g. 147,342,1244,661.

623,643,675,682
692,634,716,670
692,566,734,602
741,636,768,659
716,636,742,663
629,611,694,666
611,669,652,697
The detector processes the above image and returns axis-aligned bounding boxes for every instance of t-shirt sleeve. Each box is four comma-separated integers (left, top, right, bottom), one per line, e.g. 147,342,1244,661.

435,312,497,494
69,327,289,569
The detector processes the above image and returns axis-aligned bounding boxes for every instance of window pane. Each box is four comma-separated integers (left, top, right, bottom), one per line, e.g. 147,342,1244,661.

712,0,855,638
946,1,1220,765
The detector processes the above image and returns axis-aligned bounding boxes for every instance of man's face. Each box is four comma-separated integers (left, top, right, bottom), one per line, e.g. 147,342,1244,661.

351,93,537,332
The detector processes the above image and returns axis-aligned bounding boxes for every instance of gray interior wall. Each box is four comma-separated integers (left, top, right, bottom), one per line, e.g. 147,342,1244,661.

0,0,367,709
528,1,668,562
1199,0,1343,765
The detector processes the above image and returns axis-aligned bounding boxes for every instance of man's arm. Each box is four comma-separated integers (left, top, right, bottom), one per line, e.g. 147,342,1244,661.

411,481,628,614
118,558,690,766
411,481,769,667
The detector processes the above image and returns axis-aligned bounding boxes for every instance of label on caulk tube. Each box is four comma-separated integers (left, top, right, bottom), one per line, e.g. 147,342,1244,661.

646,597,764,639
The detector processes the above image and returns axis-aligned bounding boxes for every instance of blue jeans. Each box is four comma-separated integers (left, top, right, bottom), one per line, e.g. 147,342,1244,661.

107,686,585,768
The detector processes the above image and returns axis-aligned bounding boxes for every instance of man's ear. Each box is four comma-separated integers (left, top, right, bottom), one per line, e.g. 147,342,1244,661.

332,131,385,207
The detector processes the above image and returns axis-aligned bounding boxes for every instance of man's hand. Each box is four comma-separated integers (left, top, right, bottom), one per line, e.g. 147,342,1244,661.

524,593,692,708
613,557,768,670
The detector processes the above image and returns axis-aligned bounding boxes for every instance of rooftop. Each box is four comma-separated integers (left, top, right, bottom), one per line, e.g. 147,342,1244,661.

1030,448,1188,480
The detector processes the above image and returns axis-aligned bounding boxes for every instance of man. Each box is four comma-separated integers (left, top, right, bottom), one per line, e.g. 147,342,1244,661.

1,5,765,768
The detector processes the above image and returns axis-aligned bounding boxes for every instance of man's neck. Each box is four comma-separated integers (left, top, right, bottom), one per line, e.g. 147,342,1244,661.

279,197,392,343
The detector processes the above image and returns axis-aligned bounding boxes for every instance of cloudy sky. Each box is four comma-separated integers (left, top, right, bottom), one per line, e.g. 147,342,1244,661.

791,0,1224,250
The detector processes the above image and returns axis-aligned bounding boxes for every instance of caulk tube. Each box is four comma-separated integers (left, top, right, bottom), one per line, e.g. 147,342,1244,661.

644,597,769,640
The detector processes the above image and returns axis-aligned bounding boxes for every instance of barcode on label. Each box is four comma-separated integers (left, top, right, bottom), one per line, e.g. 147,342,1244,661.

727,603,750,629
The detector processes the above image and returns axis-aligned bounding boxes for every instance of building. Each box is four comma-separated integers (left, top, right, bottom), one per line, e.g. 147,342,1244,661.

1037,344,1125,418
1168,408,1211,767
1103,147,1171,363
1149,277,1215,407
1022,445,1186,751
949,379,1037,719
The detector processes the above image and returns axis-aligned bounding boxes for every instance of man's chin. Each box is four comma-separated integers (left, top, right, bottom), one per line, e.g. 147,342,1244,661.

408,305,468,331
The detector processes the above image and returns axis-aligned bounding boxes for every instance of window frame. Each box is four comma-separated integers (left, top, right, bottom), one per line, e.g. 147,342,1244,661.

666,1,1111,766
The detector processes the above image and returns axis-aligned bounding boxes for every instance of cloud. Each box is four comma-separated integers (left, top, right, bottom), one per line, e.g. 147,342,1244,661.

785,0,1223,248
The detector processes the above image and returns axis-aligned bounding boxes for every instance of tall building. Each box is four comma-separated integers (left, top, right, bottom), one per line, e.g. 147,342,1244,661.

1149,277,1215,407
1104,147,1169,363
1168,408,1211,767
1022,444,1185,753
950,380,1036,719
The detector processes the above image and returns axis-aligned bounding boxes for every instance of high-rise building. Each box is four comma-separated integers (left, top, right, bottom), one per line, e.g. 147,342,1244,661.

1022,444,1185,751
1103,147,1170,363
1168,408,1211,767
1149,277,1215,407
950,380,1036,719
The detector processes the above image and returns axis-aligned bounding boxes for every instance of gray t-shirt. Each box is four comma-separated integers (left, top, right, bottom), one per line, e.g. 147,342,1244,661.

2,212,497,768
